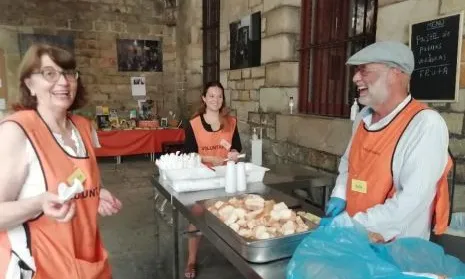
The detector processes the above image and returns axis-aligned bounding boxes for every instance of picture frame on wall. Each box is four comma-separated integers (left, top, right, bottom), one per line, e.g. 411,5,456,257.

116,39,163,72
160,117,168,128
230,12,261,70
18,34,74,57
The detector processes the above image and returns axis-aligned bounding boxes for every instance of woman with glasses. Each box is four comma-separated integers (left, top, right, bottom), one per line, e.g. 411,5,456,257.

0,44,121,278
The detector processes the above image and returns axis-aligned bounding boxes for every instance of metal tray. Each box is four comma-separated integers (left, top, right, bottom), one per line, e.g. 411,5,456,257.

197,193,318,263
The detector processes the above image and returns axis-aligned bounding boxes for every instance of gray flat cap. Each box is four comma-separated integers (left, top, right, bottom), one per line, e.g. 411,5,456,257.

346,41,415,74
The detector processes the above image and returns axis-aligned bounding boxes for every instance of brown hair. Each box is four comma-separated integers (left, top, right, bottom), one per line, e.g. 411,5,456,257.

13,43,87,111
192,81,230,128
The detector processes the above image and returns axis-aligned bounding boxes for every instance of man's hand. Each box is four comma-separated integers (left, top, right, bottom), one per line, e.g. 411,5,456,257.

98,188,122,217
368,232,385,243
325,197,346,217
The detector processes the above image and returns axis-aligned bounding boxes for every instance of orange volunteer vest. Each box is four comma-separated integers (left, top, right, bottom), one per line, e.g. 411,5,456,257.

346,99,452,235
190,115,236,167
0,110,111,279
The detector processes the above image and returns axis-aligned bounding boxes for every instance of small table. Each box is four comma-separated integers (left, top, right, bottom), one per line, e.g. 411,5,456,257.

95,129,185,163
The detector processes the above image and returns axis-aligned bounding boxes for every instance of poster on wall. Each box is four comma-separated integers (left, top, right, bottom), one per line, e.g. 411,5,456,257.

116,39,163,72
18,34,74,57
230,12,261,70
131,76,146,97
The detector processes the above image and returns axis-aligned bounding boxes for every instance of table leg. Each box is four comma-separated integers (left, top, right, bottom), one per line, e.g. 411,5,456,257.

154,203,163,269
172,206,179,279
115,156,121,164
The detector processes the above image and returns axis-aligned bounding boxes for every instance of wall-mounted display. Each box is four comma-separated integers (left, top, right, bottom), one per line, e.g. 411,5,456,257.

230,12,261,70
116,39,163,72
18,34,74,57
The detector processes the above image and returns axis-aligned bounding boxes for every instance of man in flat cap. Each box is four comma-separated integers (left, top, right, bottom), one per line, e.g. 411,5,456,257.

322,41,452,243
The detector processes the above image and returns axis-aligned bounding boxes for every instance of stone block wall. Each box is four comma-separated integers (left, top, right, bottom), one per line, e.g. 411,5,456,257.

175,0,203,121
378,0,465,182
0,0,177,116
220,0,302,162
177,0,465,183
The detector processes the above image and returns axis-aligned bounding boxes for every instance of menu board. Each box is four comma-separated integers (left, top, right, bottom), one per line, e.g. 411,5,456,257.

409,12,463,102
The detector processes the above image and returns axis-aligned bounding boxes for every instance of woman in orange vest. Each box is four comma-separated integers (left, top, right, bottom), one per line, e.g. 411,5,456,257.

0,44,122,278
183,81,242,278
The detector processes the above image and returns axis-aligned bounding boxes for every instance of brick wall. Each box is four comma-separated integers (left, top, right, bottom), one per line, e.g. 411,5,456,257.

0,0,177,116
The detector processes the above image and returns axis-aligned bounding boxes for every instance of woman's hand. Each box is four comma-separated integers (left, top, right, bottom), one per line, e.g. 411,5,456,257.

210,156,225,166
41,192,76,223
227,150,240,162
98,188,122,217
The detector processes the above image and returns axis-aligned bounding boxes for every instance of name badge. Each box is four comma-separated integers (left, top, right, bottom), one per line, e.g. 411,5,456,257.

67,168,87,185
351,179,367,194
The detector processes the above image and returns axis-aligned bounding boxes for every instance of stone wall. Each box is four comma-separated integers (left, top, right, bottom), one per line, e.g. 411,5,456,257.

378,0,465,182
0,0,177,116
219,0,304,163
175,0,203,120
171,0,465,184
176,0,465,183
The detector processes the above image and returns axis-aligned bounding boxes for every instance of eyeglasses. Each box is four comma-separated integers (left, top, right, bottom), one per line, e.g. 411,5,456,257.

32,68,79,83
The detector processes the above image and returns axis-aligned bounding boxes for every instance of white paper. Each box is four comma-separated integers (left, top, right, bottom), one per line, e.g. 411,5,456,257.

58,179,84,203
131,77,146,96
0,98,5,110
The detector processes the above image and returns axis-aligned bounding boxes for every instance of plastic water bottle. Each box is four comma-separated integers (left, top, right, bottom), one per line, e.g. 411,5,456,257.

350,98,359,121
252,128,258,140
289,97,295,114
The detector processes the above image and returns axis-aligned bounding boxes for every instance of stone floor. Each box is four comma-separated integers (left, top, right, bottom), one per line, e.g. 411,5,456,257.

97,157,465,279
98,157,245,279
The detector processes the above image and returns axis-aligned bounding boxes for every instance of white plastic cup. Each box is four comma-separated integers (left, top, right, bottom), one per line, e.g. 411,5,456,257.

236,162,247,192
225,161,237,193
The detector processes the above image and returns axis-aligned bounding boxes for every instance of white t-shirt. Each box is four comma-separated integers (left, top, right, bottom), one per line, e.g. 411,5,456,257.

18,122,100,200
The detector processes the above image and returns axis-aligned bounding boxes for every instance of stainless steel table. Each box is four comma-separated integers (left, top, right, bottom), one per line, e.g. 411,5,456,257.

152,176,330,279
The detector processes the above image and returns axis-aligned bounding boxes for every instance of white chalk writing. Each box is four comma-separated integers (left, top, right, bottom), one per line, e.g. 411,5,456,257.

416,64,450,78
419,42,442,55
426,19,445,30
416,32,440,44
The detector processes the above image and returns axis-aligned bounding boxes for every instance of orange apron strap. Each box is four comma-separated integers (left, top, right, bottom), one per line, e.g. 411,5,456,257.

433,156,453,235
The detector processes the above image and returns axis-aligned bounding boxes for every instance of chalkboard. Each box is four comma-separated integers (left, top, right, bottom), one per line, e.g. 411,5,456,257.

409,12,463,102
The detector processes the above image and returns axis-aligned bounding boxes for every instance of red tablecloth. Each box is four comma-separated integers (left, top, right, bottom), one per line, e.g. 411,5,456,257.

95,129,185,157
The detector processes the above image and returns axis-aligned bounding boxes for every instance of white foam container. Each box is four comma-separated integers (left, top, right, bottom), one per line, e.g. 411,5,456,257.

213,163,269,183
170,177,225,193
164,165,216,181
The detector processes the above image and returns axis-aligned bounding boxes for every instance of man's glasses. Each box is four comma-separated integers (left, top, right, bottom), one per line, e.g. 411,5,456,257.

32,67,79,83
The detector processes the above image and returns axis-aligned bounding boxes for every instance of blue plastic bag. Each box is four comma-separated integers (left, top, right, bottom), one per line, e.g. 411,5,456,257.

450,213,465,231
286,213,465,279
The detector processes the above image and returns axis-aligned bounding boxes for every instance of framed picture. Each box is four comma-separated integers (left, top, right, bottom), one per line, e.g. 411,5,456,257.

161,117,168,128
230,12,261,70
18,34,74,57
116,39,163,72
